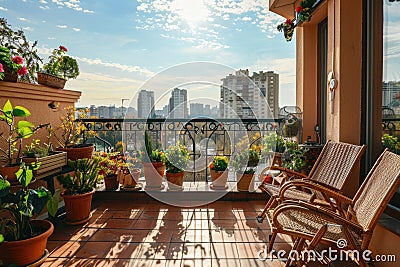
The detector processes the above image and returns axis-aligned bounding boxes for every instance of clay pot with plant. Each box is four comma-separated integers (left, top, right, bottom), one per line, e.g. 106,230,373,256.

165,142,190,191
0,100,48,183
117,154,142,191
232,147,260,192
0,163,60,266
38,45,79,89
54,106,95,161
140,131,166,189
209,156,229,189
57,158,100,225
96,152,121,190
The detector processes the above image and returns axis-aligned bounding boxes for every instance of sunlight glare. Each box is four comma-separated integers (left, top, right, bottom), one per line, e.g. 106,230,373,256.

172,0,211,27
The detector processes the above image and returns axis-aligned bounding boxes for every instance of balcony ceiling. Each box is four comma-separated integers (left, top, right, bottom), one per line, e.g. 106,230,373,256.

269,0,297,18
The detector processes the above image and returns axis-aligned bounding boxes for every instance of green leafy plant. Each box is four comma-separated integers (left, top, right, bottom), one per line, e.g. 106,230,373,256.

0,18,42,82
382,134,400,154
231,147,260,174
23,139,50,158
0,46,25,80
263,133,286,154
57,158,100,195
282,141,308,172
165,142,190,173
0,100,48,166
0,163,59,242
139,130,165,163
209,156,228,172
277,18,295,42
42,46,79,80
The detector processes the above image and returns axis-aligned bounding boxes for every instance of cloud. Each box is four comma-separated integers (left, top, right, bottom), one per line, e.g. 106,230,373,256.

0,7,8,11
72,27,80,32
18,17,27,21
45,0,94,13
39,0,48,4
23,27,33,31
39,6,50,10
57,25,68,28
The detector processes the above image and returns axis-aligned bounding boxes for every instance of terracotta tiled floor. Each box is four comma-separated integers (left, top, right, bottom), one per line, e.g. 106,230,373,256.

43,200,357,267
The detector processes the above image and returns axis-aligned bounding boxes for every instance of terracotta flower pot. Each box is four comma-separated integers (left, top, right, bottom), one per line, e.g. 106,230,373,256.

56,144,94,161
0,220,54,266
166,171,185,191
210,168,228,188
143,162,165,188
37,72,66,89
236,172,255,192
62,189,95,225
104,174,119,190
118,168,141,188
2,66,18,82
0,165,21,184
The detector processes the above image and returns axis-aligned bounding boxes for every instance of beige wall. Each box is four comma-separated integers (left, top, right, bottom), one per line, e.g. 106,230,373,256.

0,81,81,163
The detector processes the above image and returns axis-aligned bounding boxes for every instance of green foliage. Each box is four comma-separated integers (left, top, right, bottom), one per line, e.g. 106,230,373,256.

23,139,50,158
0,164,59,242
139,130,166,162
0,18,43,83
231,147,260,174
42,46,79,80
0,46,22,78
0,100,47,166
263,133,286,154
382,134,400,154
210,156,228,172
165,142,190,173
57,158,100,195
282,141,308,172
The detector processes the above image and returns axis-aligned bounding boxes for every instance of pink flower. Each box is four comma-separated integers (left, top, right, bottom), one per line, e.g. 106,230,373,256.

59,45,68,52
0,63,4,73
296,6,303,13
12,56,24,65
17,66,28,76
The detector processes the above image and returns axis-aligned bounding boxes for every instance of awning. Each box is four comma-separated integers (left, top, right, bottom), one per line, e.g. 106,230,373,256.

269,0,297,18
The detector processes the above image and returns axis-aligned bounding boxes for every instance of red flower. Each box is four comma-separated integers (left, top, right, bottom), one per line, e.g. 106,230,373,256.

296,6,303,13
285,18,292,25
0,63,4,73
59,45,68,52
209,162,215,170
11,56,23,65
17,66,28,76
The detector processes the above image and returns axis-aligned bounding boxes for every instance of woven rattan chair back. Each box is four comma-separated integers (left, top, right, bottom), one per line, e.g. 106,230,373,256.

352,149,400,231
308,140,366,190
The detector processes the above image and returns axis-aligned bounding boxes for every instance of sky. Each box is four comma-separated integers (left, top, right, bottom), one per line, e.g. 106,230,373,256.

0,0,297,109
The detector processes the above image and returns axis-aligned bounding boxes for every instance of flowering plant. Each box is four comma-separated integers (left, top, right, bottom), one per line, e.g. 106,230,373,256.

165,142,190,173
139,130,166,163
0,46,27,80
42,45,79,80
296,0,316,22
209,156,228,172
277,18,295,42
96,152,120,177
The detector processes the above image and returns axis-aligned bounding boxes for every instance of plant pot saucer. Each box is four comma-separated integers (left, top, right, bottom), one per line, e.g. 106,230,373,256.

120,183,143,191
167,185,184,192
210,184,228,190
65,213,92,225
144,184,165,191
26,249,50,267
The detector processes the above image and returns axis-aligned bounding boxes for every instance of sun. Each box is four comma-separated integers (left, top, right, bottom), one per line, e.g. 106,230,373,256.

172,0,211,27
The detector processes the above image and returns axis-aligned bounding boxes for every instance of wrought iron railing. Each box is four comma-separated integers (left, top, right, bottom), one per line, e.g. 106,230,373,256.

382,117,400,137
81,118,284,182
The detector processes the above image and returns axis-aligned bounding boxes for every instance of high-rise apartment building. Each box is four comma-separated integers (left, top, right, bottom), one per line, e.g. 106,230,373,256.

220,69,279,119
137,90,155,118
382,81,400,108
169,88,188,118
190,103,204,118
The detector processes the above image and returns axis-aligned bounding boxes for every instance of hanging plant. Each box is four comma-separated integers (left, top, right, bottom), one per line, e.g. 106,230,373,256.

277,19,295,42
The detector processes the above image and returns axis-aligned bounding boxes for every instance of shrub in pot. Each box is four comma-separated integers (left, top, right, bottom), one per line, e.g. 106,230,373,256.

232,147,260,192
38,45,79,89
209,156,229,189
165,142,190,191
96,152,120,190
0,163,59,266
57,158,100,225
54,106,95,161
0,100,47,183
140,131,166,189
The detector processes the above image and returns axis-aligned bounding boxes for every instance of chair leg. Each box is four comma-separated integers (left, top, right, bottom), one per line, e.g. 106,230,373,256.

268,232,277,253
256,197,276,223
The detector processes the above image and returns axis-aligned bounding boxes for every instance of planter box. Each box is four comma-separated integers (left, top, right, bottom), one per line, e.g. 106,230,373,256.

22,151,67,179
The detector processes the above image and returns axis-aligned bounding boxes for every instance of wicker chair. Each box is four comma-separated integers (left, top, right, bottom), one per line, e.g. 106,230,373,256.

267,149,400,267
256,140,366,222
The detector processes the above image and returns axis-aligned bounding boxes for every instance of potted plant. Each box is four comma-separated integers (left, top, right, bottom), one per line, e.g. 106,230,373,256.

96,152,120,190
38,45,79,89
283,114,299,138
263,133,286,154
54,106,95,161
165,142,190,191
282,140,308,173
209,156,229,189
0,100,47,183
0,18,42,83
0,46,27,82
118,154,142,191
140,131,166,189
57,158,100,225
0,163,59,266
232,147,260,192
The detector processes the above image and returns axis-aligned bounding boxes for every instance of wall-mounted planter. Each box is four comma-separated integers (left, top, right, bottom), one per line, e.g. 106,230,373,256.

22,151,67,179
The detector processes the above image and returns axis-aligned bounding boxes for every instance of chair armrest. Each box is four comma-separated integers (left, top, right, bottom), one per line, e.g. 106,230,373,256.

270,166,308,178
